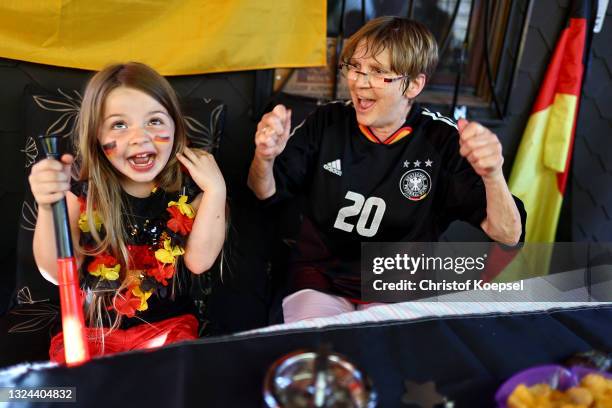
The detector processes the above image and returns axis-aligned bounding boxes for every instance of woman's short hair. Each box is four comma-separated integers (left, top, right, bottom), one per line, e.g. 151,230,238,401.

341,16,439,81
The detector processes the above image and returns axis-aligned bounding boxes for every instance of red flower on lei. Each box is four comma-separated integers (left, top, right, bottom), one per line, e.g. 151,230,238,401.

87,253,120,281
127,245,157,270
147,263,175,286
166,206,194,235
113,290,141,318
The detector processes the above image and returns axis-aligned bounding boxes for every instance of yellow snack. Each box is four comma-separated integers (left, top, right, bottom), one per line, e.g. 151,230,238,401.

507,373,612,408
566,387,593,405
508,384,536,408
581,374,608,394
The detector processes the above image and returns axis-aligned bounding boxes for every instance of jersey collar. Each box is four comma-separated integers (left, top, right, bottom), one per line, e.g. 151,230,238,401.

358,124,412,145
357,103,420,145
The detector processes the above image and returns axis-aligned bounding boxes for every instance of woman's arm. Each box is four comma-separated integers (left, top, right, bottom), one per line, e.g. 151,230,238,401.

457,119,522,245
480,175,522,245
247,104,292,199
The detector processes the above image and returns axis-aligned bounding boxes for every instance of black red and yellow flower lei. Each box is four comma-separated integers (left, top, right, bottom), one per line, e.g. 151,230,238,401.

78,191,195,318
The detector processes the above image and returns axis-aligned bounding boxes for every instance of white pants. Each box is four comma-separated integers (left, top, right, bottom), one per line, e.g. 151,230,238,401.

282,289,381,323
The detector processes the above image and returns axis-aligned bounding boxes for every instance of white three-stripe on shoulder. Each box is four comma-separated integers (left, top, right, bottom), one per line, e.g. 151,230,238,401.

421,108,458,129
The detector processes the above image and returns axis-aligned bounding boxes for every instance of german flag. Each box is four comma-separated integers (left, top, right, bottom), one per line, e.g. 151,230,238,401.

508,0,594,243
0,1,326,75
484,1,595,284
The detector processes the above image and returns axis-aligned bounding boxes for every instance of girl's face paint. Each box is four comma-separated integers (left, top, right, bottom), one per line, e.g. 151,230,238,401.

101,141,117,156
153,134,172,144
97,87,175,197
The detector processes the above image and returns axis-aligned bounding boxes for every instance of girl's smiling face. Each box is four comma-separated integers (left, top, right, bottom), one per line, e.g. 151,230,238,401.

98,86,175,196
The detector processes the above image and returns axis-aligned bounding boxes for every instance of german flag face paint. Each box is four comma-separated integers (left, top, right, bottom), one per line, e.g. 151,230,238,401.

153,134,172,144
97,87,176,197
101,141,117,156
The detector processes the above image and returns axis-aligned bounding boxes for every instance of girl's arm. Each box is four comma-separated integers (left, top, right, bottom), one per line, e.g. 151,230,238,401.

30,155,83,284
184,190,226,274
177,147,227,274
33,192,82,284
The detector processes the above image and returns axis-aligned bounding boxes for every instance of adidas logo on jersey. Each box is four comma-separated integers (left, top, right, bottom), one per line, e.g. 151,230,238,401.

323,159,342,176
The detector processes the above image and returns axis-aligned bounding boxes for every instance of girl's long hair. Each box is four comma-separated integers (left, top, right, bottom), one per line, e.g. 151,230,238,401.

75,62,188,332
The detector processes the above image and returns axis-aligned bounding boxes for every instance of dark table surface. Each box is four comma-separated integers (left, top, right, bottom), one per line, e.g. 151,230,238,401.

1,304,611,408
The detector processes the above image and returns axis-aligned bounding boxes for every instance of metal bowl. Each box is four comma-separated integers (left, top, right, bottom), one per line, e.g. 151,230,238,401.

263,349,377,408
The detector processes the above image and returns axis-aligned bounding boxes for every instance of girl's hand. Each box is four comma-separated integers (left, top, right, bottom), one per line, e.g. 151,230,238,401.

176,147,226,195
29,154,74,209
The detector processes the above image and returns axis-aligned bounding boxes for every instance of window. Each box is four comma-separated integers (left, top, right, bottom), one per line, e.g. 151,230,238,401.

276,0,528,121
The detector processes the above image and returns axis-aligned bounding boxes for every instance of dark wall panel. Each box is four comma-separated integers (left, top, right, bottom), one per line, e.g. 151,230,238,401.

570,3,612,242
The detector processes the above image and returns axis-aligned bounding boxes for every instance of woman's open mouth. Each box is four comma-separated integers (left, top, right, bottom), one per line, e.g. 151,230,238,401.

356,98,376,112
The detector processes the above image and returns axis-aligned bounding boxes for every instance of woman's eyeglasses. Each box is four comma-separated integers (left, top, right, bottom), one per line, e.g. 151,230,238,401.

339,63,409,88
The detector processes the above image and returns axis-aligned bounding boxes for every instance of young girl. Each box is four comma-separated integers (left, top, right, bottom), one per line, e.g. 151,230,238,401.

28,62,226,361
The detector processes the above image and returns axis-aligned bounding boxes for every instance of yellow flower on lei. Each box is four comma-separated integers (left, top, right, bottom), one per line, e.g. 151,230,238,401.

78,211,103,232
155,238,185,264
132,286,153,311
168,195,195,219
89,263,120,281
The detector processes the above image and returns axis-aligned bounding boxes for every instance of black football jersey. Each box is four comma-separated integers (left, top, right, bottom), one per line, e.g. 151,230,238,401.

268,101,523,298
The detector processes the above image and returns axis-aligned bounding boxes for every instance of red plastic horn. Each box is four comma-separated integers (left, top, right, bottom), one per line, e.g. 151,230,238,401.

39,135,90,365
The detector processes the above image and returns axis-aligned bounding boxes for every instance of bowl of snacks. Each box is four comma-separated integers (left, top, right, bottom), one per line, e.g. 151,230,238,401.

495,365,612,407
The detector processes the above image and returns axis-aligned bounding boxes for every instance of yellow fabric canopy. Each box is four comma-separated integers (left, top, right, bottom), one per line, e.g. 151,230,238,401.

0,0,326,75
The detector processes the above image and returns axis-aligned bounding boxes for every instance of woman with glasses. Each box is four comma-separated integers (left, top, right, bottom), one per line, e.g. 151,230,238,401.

248,16,526,322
